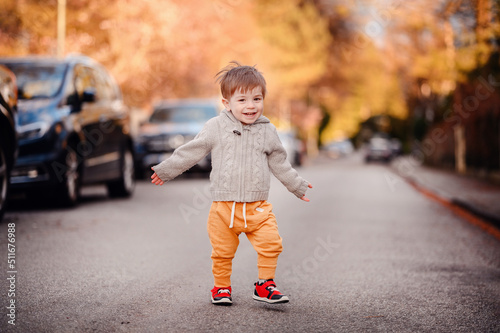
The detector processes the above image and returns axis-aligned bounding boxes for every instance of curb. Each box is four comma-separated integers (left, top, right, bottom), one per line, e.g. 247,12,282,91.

451,198,500,229
390,165,500,232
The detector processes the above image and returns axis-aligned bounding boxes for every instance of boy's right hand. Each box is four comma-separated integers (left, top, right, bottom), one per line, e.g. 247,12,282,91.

300,183,313,202
151,169,165,185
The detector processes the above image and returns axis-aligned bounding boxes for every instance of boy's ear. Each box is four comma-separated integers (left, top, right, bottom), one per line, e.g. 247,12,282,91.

222,98,230,110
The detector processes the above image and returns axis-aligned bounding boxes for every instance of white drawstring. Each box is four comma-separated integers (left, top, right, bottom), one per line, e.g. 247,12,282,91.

229,202,247,229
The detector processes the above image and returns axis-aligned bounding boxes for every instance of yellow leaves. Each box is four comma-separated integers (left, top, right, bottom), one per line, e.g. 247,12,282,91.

4,0,492,145
335,5,351,18
254,0,331,98
320,96,363,143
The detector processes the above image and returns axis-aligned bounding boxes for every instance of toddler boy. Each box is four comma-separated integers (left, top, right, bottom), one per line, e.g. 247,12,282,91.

151,62,312,305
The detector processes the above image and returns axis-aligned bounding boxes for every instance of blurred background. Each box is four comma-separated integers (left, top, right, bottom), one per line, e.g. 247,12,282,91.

1,2,500,331
1,0,499,177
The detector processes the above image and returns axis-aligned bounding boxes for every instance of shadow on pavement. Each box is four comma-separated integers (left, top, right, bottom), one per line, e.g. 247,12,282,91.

6,171,211,214
6,186,109,213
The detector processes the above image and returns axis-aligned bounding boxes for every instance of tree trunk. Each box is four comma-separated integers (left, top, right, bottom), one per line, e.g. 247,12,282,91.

474,0,492,45
454,125,466,174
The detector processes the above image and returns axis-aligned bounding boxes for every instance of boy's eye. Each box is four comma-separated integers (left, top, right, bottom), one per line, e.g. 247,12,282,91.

254,97,262,101
238,99,245,102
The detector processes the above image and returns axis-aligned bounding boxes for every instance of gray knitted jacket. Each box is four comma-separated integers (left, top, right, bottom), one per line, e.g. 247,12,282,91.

152,109,309,202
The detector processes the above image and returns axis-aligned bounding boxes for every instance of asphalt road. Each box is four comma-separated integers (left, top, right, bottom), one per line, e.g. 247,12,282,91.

1,153,499,332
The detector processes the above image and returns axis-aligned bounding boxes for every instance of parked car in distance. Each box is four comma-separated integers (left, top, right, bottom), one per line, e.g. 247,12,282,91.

324,138,354,159
134,99,220,177
365,137,393,163
278,130,304,166
0,65,18,220
0,55,135,206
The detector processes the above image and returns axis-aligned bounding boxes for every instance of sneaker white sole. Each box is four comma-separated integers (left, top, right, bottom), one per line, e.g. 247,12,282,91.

212,297,232,305
252,294,289,304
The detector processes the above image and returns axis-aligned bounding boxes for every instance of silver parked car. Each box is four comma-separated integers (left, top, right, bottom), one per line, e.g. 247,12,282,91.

365,137,393,163
134,99,220,177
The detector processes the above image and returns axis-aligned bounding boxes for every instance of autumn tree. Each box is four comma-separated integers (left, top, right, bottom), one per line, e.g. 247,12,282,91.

254,0,331,100
0,0,266,108
301,0,409,144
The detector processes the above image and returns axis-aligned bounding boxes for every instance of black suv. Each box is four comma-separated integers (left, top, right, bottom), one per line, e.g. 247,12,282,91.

0,55,135,206
0,65,18,220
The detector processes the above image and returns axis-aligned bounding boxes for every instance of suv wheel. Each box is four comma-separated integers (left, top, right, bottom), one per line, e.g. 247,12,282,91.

107,147,135,198
56,148,81,207
0,145,9,221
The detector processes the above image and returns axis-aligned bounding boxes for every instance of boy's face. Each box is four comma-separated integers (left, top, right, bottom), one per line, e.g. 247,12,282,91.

222,86,264,125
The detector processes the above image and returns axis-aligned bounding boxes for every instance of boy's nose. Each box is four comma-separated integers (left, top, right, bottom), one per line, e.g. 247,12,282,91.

247,101,256,109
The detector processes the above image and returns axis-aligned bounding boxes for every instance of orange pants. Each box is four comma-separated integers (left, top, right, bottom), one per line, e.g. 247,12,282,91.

207,201,283,287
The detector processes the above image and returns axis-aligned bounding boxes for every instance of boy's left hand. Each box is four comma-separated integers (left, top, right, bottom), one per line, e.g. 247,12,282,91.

300,183,313,202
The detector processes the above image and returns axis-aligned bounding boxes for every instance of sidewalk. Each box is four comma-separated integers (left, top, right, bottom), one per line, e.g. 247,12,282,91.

390,157,500,229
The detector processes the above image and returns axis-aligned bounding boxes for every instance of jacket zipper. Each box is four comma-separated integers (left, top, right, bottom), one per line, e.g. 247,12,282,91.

238,124,246,201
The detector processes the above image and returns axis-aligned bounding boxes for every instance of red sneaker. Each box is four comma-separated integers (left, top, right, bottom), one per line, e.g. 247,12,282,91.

253,279,289,304
211,286,232,305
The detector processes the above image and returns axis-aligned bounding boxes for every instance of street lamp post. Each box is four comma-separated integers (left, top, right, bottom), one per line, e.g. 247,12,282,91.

57,0,66,58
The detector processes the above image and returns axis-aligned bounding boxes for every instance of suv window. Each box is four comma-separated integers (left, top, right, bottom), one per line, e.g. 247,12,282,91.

97,69,118,101
73,64,96,100
88,67,116,102
5,63,67,100
66,64,118,106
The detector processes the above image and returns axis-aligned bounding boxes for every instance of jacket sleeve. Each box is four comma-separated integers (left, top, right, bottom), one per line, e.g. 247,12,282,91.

267,126,309,199
151,119,214,182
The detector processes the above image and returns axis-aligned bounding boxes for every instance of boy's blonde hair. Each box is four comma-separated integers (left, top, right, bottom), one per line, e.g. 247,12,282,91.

215,61,267,99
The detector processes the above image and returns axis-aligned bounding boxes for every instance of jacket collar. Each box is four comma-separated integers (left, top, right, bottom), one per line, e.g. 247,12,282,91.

221,109,270,125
